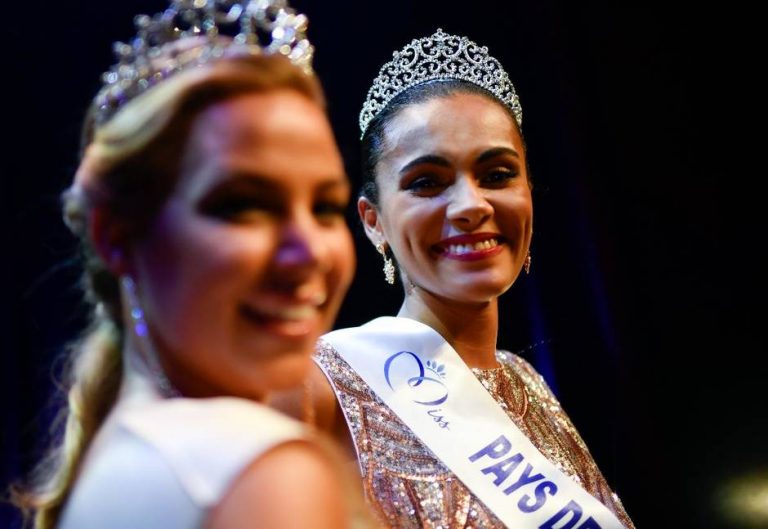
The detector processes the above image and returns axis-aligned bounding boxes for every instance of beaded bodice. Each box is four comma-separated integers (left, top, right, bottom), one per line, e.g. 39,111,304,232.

315,340,634,529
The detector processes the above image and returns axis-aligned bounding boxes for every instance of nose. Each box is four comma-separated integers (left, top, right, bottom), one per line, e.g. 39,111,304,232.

274,212,328,278
446,176,493,229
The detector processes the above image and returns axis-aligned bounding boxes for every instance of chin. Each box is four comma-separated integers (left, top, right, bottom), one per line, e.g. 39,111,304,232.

257,352,314,393
442,274,516,302
453,289,506,305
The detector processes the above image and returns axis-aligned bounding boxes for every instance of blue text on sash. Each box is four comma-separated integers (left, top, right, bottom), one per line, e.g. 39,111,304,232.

469,435,603,529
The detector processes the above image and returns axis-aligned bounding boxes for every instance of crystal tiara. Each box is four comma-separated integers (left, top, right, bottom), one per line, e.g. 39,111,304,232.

359,28,522,138
93,0,314,126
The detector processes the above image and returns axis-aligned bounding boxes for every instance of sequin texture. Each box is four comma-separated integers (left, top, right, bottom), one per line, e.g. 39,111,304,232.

315,341,635,529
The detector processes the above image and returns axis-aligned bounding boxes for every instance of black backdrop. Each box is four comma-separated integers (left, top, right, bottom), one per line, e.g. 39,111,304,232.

2,2,762,528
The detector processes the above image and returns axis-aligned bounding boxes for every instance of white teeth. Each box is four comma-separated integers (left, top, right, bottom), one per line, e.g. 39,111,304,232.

446,238,498,255
278,306,316,320
296,285,327,306
448,244,472,254
249,305,317,321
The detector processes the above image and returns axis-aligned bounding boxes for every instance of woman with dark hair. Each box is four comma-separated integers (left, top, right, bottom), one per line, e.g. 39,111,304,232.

304,29,635,528
14,2,371,528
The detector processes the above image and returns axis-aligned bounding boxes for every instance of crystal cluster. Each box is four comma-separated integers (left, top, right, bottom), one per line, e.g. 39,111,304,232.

94,0,313,125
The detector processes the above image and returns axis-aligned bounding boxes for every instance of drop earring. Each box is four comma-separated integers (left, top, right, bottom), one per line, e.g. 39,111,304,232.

121,276,179,397
375,243,396,285
524,251,532,274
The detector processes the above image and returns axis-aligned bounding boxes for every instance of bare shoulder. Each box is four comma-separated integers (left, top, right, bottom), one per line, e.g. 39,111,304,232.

204,440,348,529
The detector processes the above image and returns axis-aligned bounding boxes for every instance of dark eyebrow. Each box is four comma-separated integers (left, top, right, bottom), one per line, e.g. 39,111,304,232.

399,155,452,175
475,147,520,164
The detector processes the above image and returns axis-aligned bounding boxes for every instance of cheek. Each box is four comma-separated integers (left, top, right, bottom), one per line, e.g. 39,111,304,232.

135,213,273,339
147,226,265,292
496,191,533,231
381,198,440,251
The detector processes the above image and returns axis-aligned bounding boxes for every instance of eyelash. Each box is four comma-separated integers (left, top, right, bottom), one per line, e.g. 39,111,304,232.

481,167,518,185
313,202,347,220
404,167,519,194
204,198,347,223
405,174,444,193
204,197,271,219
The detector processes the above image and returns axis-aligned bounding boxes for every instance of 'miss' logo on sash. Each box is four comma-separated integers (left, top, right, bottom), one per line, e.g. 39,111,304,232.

384,351,450,430
328,319,625,528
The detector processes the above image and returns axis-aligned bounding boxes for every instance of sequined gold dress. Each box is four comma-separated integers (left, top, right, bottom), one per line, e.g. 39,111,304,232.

315,337,635,529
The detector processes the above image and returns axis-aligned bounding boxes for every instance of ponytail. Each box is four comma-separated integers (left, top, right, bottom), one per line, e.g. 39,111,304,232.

14,320,122,529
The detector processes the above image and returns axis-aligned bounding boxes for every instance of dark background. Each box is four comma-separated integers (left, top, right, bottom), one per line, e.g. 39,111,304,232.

2,1,762,528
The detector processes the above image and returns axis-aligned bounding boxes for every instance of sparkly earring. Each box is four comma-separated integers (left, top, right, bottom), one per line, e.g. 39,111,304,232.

524,250,532,274
120,276,179,397
375,243,396,285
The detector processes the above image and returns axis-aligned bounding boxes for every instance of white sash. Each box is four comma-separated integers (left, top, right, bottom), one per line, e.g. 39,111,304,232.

323,317,626,529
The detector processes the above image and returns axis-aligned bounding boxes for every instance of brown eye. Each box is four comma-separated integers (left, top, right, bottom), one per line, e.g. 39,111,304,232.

408,177,437,190
313,201,347,222
200,195,275,221
404,173,446,195
481,167,518,187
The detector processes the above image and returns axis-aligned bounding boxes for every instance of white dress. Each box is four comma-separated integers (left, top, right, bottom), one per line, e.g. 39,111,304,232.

59,362,305,529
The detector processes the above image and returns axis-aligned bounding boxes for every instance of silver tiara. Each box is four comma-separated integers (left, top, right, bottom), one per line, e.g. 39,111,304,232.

93,0,314,125
359,28,522,138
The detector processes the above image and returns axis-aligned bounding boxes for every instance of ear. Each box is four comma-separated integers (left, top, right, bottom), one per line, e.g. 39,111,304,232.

357,196,385,247
89,206,133,276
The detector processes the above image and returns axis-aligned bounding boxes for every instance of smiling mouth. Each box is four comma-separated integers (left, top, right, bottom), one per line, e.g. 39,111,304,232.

434,235,505,261
239,294,325,338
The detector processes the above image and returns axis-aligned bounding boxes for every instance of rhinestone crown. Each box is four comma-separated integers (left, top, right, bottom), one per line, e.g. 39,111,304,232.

359,28,522,138
94,0,314,125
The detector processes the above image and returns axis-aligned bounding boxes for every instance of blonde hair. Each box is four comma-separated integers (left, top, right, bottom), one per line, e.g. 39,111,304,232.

14,53,323,529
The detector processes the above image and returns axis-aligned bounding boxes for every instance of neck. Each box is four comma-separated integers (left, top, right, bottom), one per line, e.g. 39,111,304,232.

120,338,167,403
398,286,500,369
122,328,181,398
125,324,275,402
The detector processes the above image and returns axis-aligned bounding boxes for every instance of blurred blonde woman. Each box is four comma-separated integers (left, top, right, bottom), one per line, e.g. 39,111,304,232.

14,2,374,528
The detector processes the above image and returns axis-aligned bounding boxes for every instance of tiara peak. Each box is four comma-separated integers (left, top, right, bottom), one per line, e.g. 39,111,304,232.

359,28,522,139
94,0,314,126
